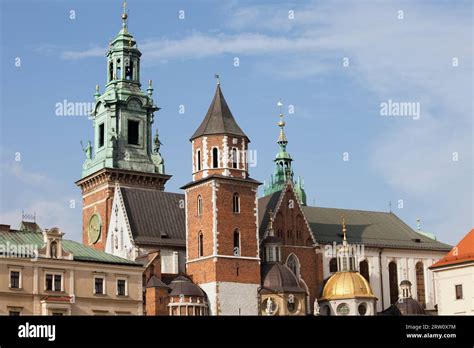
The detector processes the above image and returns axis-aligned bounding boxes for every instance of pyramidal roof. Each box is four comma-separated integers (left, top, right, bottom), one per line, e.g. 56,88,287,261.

190,84,248,141
430,229,474,269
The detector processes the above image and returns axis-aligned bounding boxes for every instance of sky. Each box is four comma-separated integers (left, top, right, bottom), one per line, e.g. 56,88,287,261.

0,0,472,245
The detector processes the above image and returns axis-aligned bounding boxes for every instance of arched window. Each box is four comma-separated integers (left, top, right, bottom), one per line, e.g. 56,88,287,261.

388,261,398,304
116,59,121,80
286,254,300,278
109,61,114,82
196,150,201,171
233,230,240,256
197,195,202,216
359,260,370,282
233,193,240,213
415,262,426,306
232,148,238,169
329,258,338,273
212,147,219,168
198,232,203,258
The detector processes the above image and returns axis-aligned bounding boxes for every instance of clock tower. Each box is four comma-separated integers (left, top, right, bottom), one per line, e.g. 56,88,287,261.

76,3,170,250
181,78,261,315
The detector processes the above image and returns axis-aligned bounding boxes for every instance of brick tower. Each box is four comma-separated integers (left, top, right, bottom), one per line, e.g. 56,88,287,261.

181,78,261,315
76,4,170,250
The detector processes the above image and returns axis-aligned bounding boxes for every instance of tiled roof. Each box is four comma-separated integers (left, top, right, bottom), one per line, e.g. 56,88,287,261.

190,84,247,140
430,229,474,269
258,191,282,239
0,230,140,266
302,206,452,251
258,191,452,251
121,188,186,246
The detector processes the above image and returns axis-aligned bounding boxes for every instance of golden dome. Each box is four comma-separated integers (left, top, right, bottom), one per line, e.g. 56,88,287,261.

320,271,376,301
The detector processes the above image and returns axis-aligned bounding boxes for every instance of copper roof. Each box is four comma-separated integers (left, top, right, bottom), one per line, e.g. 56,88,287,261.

168,276,206,297
261,263,306,293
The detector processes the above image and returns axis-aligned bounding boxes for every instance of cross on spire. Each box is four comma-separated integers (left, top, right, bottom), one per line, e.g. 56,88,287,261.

214,74,220,85
121,1,128,29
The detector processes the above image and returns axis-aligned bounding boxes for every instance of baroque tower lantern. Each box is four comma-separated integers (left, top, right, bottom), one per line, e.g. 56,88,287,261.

181,77,261,315
76,3,170,250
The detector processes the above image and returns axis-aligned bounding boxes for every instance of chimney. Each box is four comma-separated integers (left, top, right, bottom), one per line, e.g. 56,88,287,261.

0,224,11,232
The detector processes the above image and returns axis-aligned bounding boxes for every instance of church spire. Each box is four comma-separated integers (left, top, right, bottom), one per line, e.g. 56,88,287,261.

263,100,307,205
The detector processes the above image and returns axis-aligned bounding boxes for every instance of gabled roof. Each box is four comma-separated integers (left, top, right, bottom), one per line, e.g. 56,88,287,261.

302,206,452,251
258,190,282,239
0,230,139,266
258,190,452,251
190,84,247,141
121,187,186,246
430,229,474,269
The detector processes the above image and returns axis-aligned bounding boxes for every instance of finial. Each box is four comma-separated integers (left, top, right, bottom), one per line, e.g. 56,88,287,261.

342,215,347,242
277,100,287,143
416,218,421,231
122,0,128,29
94,84,100,99
147,79,154,97
214,74,220,85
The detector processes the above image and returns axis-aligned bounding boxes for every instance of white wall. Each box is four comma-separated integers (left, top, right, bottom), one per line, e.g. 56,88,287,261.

199,281,259,315
321,245,447,311
433,264,474,315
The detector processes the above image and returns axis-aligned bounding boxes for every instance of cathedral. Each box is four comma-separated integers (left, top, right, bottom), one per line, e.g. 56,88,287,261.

76,4,452,316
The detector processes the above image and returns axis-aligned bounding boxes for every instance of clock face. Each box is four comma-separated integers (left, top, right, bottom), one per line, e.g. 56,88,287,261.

88,214,102,244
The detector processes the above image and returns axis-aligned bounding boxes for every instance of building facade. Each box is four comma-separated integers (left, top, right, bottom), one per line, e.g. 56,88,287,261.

0,224,143,316
430,229,474,315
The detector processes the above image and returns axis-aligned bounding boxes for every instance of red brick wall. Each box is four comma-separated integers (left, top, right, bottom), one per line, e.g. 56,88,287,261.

81,184,114,250
146,287,169,316
272,185,324,313
187,257,260,284
192,135,248,180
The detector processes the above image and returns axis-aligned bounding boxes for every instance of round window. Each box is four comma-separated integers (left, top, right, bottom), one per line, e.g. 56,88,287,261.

336,303,350,316
358,303,367,316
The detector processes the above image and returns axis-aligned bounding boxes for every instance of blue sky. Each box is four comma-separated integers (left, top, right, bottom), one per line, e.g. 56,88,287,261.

0,0,472,245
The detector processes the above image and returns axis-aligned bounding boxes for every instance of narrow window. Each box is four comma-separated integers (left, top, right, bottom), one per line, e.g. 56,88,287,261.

329,258,338,273
10,271,20,289
117,279,127,296
388,261,398,304
233,193,240,213
109,61,114,82
415,262,426,305
128,120,139,145
359,260,370,282
196,150,201,171
198,232,203,257
197,195,202,216
233,230,240,256
232,148,238,169
212,147,219,168
125,62,133,80
116,59,121,80
98,123,105,148
455,284,463,300
95,277,104,295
